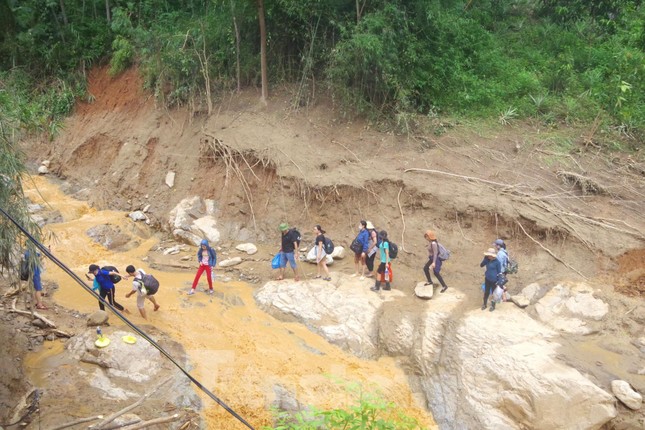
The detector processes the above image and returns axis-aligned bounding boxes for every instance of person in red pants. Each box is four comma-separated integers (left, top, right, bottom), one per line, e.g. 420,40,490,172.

188,239,217,295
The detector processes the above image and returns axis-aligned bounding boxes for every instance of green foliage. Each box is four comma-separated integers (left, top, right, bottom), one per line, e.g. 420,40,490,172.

109,35,134,76
266,388,425,430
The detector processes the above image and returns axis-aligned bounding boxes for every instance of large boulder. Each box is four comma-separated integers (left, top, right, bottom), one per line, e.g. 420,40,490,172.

535,283,608,335
305,247,334,265
169,197,220,245
87,310,109,326
254,275,404,358
236,243,258,255
418,305,616,430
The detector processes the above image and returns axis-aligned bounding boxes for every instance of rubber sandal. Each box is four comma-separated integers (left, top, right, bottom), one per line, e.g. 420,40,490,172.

36,304,48,310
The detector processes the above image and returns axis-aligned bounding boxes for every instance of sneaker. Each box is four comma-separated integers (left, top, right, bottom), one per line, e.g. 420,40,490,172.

481,304,486,310
383,284,391,291
370,286,380,292
351,273,358,278
440,286,448,293
208,289,214,295
490,302,496,312
187,289,195,296
359,276,365,280
424,282,432,286
323,277,331,281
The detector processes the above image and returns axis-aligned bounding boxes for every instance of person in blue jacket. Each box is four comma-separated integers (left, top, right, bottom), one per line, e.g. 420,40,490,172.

88,264,126,312
188,239,216,295
480,248,502,312
352,220,370,279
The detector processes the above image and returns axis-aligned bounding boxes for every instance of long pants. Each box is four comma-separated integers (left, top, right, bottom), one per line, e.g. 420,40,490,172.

423,258,448,289
366,252,376,272
483,279,496,307
192,264,213,289
99,287,124,311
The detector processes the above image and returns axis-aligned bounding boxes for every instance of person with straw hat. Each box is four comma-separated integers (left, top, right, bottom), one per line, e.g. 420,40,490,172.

423,230,449,293
480,247,502,312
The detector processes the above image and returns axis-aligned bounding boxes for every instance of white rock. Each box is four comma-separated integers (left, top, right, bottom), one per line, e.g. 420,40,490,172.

165,171,175,188
204,199,218,216
219,257,242,267
142,204,150,213
37,165,49,175
611,380,642,410
330,246,346,259
414,281,434,299
419,306,616,429
510,294,530,308
254,275,403,358
236,243,258,255
172,229,202,247
521,282,545,304
163,245,181,255
191,216,220,244
535,283,608,335
41,160,51,167
168,196,204,231
128,210,147,221
305,247,333,265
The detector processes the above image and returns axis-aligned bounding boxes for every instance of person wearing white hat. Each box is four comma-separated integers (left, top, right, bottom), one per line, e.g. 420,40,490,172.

480,248,502,311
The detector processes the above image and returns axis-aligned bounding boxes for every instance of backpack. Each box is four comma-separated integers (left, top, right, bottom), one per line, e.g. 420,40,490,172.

506,258,518,274
140,274,160,295
437,242,451,261
388,241,399,259
350,238,362,254
20,257,29,281
323,237,334,255
369,229,381,247
101,266,122,284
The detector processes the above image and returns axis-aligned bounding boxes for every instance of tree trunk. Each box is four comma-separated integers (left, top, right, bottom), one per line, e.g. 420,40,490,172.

59,0,68,26
230,0,241,93
105,0,111,24
257,0,268,103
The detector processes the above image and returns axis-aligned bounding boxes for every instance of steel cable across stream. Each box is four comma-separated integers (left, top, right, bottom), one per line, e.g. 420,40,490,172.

0,206,255,430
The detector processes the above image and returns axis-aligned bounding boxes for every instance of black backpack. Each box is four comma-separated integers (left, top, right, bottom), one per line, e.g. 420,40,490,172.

140,274,160,295
101,266,122,284
20,257,29,281
388,241,399,259
323,237,335,255
350,238,362,254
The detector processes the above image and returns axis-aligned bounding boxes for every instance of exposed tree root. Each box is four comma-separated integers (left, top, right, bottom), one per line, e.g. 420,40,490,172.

556,170,610,196
9,298,56,328
396,187,413,254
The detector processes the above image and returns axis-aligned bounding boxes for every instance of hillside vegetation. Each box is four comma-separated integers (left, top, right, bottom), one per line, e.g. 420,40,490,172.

1,0,644,140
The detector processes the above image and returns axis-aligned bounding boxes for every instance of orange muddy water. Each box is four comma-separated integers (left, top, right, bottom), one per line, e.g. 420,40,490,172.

23,175,436,429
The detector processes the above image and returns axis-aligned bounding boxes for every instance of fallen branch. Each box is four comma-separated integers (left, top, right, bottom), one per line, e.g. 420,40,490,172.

9,298,56,328
396,187,412,254
516,221,588,280
121,414,180,430
50,415,104,430
404,168,513,189
91,377,173,429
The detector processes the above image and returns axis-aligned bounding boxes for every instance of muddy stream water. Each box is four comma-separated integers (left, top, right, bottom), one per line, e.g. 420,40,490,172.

22,176,436,429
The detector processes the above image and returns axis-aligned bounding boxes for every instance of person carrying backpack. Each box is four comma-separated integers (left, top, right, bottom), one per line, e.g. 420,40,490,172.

371,230,392,291
365,221,378,278
313,225,332,281
351,221,370,279
423,230,449,293
188,239,216,295
494,239,509,301
278,223,300,281
88,264,127,312
124,265,160,320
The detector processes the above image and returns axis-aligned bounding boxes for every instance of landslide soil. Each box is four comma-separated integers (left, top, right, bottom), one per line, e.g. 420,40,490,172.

3,66,645,428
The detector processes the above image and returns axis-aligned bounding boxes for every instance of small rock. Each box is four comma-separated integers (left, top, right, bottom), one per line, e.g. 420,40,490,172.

611,380,642,410
128,210,147,221
41,160,51,167
87,310,109,326
46,333,56,341
32,319,48,329
330,246,346,259
142,204,151,213
180,256,191,261
510,294,530,308
37,165,49,175
414,282,434,299
236,243,258,255
219,257,243,267
165,171,175,188
163,245,181,256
